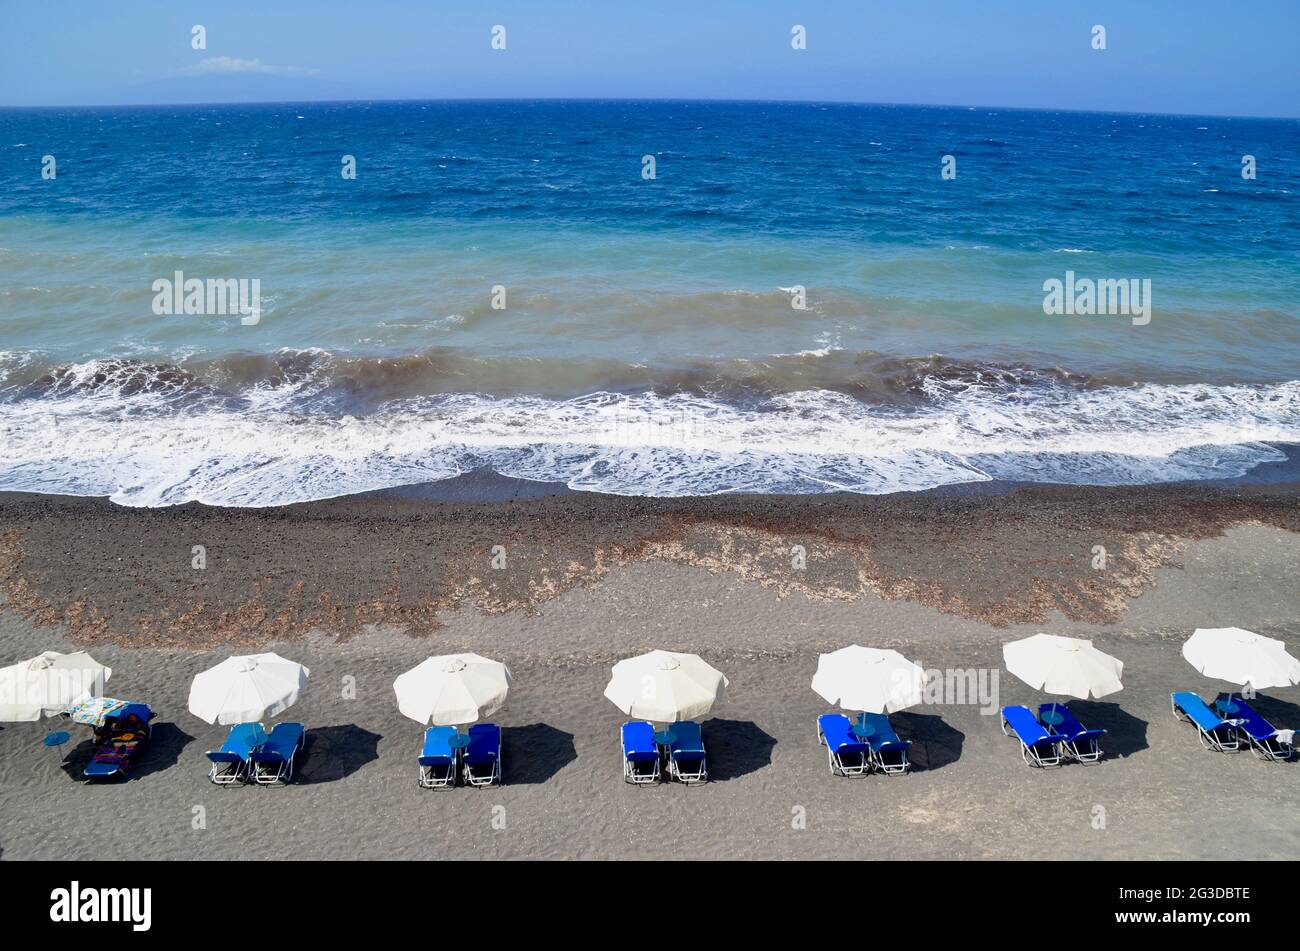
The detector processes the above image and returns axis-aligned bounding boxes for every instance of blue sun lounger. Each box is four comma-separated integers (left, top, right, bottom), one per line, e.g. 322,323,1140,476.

83,703,155,780
1039,703,1106,763
1171,692,1239,752
1001,705,1065,767
667,720,707,784
418,726,458,788
816,714,870,776
463,723,502,787
621,721,661,784
858,712,912,774
1216,695,1292,762
205,722,268,785
251,722,306,785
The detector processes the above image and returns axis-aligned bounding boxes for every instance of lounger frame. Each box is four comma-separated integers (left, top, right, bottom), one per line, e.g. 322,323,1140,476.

418,726,458,789
205,723,266,785
207,753,249,785
1170,693,1240,753
252,725,306,786
463,726,503,787
1039,704,1105,764
1275,735,1294,762
253,757,295,785
861,713,911,775
420,764,456,786
1244,731,1292,762
1060,736,1102,763
1226,698,1295,763
1001,708,1065,768
621,721,661,785
667,723,708,785
419,758,457,788
870,742,911,775
623,753,661,784
816,716,870,777
669,755,707,784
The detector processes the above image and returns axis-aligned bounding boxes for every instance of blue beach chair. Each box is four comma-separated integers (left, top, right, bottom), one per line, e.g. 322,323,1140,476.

418,726,458,788
816,714,870,776
621,721,661,784
205,722,267,785
1000,705,1065,768
667,720,707,784
251,722,306,785
1171,692,1239,752
1039,703,1106,763
83,703,155,780
859,712,912,775
463,723,502,787
1216,695,1292,762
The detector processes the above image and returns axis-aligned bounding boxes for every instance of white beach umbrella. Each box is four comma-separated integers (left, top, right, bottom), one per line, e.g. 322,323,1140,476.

1003,634,1123,700
188,652,310,725
603,650,728,723
811,645,928,715
394,653,512,726
1182,627,1300,692
0,650,112,722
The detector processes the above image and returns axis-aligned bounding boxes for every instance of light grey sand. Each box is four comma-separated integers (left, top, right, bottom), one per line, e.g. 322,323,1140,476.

2,522,1298,861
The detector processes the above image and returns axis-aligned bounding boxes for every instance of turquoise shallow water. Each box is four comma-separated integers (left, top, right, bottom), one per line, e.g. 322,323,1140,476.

0,101,1298,504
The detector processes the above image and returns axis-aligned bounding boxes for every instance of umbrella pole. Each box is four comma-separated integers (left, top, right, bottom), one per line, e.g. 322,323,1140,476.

1043,697,1066,734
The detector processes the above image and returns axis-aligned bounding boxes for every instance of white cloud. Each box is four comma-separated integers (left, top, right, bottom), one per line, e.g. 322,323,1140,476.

180,57,319,78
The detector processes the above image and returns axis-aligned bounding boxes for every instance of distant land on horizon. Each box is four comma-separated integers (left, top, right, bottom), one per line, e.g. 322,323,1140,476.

5,87,1300,124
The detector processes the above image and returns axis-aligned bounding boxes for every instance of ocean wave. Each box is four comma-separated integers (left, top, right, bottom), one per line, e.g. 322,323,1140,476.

0,362,1296,506
0,348,1117,412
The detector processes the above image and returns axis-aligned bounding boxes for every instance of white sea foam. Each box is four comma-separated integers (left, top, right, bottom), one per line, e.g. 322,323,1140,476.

0,378,1297,507
0,350,41,384
790,347,842,357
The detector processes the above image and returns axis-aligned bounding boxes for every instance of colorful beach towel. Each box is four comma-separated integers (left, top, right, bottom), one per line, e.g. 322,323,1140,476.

67,696,128,727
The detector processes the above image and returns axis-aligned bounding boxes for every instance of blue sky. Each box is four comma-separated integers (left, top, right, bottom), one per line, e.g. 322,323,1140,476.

2,0,1296,117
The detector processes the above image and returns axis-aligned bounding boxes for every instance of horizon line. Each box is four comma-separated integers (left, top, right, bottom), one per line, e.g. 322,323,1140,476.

2,95,1298,123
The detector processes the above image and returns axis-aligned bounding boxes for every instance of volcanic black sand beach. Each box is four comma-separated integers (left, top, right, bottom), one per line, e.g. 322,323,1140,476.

2,476,1299,859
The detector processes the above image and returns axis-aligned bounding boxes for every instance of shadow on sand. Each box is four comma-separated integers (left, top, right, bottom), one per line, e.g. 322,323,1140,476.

892,712,964,771
58,738,97,780
1068,700,1149,759
700,718,776,781
294,724,382,785
503,723,577,785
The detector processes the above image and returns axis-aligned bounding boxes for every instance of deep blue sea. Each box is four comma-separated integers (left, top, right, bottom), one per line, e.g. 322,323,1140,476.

1,100,1298,505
